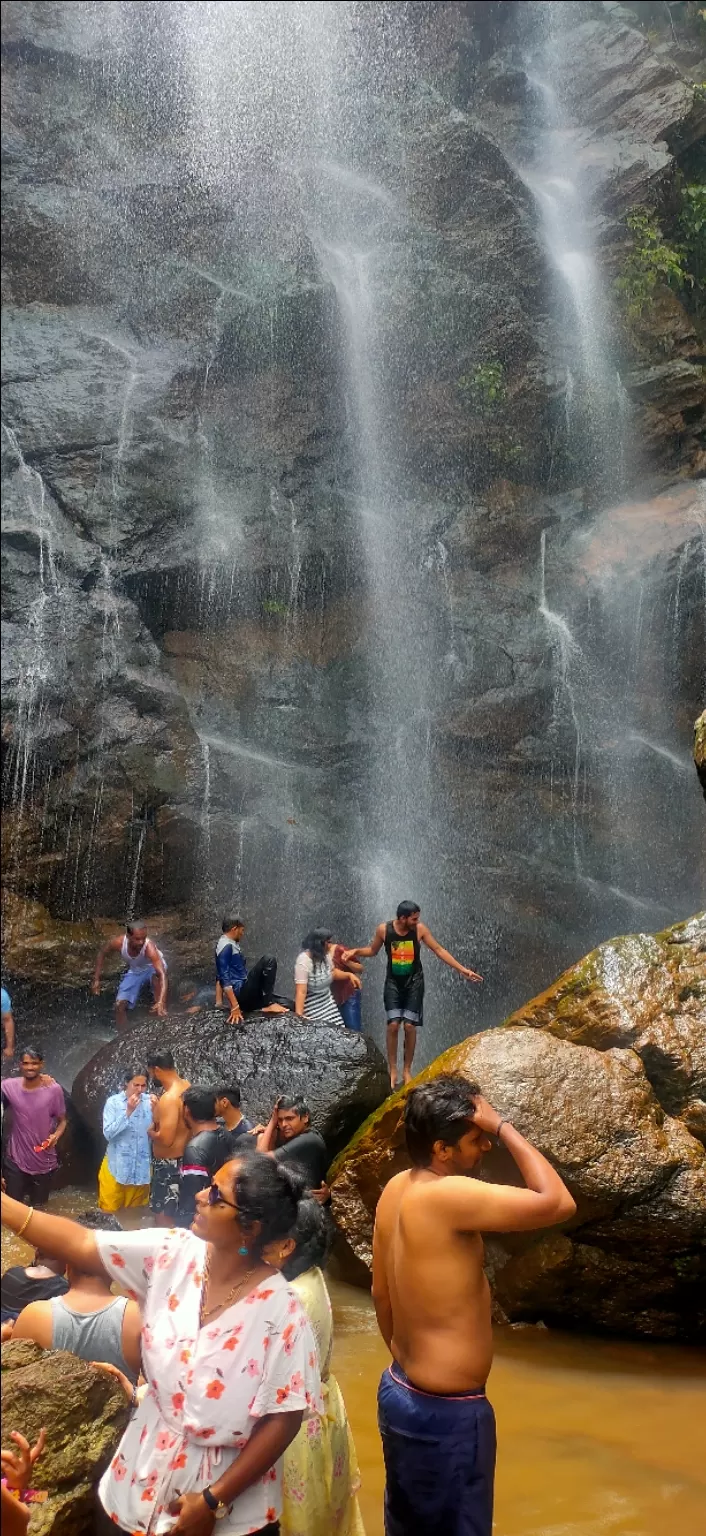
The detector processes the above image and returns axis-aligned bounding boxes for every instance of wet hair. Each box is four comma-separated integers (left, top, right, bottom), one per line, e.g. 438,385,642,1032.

20,1046,44,1063
228,1152,306,1259
277,1095,310,1121
301,929,332,971
76,1209,123,1233
147,1050,175,1071
215,1084,241,1108
182,1085,216,1122
396,901,421,920
123,1066,147,1085
281,1198,331,1281
222,916,244,932
126,921,147,935
404,1074,482,1168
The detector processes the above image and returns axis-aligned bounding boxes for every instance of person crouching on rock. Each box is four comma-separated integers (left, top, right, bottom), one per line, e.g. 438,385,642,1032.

1,1156,322,1536
215,917,290,1024
91,920,168,1031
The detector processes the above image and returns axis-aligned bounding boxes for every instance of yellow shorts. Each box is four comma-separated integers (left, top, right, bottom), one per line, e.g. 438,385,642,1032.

98,1156,150,1213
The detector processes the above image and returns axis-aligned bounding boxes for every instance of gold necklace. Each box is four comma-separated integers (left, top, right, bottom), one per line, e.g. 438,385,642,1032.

199,1257,262,1323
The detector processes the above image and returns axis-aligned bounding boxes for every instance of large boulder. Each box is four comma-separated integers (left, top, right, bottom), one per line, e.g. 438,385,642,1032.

72,1012,389,1161
1,1341,129,1535
329,916,706,1340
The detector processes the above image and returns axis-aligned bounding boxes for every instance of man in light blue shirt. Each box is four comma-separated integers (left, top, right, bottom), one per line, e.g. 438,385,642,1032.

1,985,15,1059
98,1067,152,1212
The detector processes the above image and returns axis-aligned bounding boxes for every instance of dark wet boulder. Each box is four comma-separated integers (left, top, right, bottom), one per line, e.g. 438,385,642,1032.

1,1341,129,1534
330,916,706,1341
72,1011,389,1162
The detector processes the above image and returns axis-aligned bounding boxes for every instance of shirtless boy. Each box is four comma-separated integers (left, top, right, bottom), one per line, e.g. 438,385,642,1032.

146,1050,190,1227
372,1073,576,1536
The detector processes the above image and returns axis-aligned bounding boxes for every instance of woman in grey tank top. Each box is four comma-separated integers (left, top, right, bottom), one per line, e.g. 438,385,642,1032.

50,1294,137,1383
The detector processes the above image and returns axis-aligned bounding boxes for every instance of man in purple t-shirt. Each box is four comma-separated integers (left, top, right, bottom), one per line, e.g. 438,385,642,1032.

1,1048,66,1206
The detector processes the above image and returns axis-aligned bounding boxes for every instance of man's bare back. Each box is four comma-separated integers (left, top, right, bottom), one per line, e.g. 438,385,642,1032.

149,1076,190,1160
375,1168,493,1391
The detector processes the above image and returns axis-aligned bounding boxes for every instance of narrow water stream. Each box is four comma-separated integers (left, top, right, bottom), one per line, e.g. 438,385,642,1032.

3,1204,703,1534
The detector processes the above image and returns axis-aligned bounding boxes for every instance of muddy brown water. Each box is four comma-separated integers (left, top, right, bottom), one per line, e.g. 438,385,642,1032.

3,1193,704,1535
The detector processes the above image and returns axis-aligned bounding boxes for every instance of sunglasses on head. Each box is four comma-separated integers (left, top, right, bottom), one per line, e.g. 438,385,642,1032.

206,1181,237,1211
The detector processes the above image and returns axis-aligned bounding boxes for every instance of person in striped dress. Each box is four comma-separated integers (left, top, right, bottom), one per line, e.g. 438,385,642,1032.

293,931,360,1026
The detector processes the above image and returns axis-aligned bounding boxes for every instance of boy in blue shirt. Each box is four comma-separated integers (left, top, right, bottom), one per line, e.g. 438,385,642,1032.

215,918,289,1023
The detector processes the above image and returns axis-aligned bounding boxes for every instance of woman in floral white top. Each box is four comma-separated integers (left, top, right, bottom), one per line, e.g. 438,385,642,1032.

1,1154,322,1536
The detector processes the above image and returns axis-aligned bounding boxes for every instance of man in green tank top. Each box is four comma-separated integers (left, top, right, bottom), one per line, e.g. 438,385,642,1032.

344,901,483,1088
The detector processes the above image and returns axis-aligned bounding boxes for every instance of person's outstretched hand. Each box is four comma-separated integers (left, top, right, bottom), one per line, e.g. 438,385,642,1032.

470,1095,502,1136
460,965,483,983
1,1428,47,1491
228,1005,244,1025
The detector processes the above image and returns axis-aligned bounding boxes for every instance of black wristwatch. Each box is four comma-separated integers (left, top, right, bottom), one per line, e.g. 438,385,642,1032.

202,1486,228,1519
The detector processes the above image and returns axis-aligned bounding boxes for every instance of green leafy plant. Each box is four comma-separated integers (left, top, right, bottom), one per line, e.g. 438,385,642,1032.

677,182,706,310
459,360,506,412
614,207,689,317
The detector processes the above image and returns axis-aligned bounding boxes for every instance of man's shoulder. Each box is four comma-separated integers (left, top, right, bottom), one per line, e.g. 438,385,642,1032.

1,1076,18,1099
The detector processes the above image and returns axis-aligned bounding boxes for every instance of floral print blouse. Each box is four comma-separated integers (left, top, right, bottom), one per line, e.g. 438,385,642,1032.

94,1226,322,1535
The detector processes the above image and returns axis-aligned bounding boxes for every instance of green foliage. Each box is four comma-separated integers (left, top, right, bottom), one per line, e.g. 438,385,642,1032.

459,360,506,412
677,182,706,310
262,598,288,616
614,207,689,318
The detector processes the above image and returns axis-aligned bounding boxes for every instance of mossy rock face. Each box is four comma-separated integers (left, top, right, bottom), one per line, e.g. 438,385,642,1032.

1,1344,129,1534
695,711,706,798
330,915,706,1340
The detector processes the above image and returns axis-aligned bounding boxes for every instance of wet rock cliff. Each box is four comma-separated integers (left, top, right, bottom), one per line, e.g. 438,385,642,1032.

1,0,704,1061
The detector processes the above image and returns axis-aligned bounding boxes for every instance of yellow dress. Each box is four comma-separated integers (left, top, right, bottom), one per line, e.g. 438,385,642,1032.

281,1266,366,1536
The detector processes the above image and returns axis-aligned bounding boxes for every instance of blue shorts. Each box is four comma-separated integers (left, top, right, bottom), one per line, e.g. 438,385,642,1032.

116,961,166,1009
378,1364,496,1536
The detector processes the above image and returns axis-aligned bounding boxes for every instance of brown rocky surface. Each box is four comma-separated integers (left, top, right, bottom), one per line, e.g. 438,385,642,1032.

329,915,706,1340
1,1341,129,1534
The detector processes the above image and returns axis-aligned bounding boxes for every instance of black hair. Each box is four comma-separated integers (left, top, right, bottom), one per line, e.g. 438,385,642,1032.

182,1085,216,1122
281,1198,331,1281
215,1084,242,1108
20,1046,44,1062
76,1208,123,1233
122,1066,147,1085
222,916,244,932
147,1050,175,1071
278,1095,310,1121
404,1074,482,1168
126,921,147,934
301,929,332,971
229,1152,305,1258
396,901,421,920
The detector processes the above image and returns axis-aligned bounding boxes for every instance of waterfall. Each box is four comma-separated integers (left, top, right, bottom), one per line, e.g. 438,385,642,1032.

521,1,630,490
539,529,583,867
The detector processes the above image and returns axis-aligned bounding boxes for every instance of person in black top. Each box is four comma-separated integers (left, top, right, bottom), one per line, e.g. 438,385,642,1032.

257,1096,329,1201
1,1247,68,1324
177,1087,231,1227
344,900,483,1089
214,1084,254,1154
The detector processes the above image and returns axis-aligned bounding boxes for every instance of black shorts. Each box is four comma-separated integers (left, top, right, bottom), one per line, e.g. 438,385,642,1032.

2,1154,54,1207
383,974,424,1026
150,1156,182,1216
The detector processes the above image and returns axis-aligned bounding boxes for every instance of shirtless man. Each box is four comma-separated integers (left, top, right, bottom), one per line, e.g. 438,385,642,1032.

372,1073,576,1536
344,901,483,1087
91,921,168,1032
146,1050,190,1227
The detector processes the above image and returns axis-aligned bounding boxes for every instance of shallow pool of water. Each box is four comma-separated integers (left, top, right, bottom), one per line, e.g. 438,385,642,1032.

329,1280,705,1536
3,1197,704,1534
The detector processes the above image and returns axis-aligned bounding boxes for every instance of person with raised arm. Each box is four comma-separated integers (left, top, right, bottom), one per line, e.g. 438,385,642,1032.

372,1073,576,1536
1,1155,322,1536
91,920,168,1032
344,901,482,1088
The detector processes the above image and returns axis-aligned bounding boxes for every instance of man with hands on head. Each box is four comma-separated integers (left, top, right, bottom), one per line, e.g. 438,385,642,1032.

372,1074,576,1536
257,1095,330,1204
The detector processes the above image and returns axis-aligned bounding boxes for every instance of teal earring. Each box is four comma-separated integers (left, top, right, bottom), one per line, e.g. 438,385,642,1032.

238,1246,249,1256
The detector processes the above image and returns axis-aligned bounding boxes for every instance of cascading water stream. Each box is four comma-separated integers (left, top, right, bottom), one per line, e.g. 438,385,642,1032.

539,529,583,868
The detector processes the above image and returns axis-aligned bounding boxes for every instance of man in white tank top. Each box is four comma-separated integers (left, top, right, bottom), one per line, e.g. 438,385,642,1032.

91,921,168,1031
